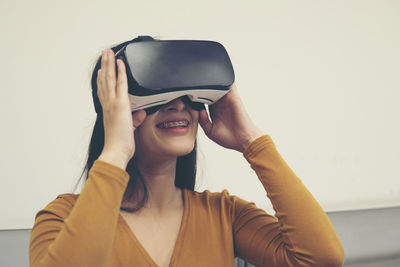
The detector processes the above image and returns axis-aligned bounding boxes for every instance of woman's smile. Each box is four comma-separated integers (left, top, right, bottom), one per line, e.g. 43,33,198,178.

156,118,191,134
156,119,189,129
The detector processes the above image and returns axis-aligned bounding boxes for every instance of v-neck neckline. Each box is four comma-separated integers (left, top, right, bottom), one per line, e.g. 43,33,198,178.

119,188,190,267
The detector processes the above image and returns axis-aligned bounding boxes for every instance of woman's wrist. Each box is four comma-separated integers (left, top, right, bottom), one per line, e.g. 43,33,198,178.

239,128,264,153
98,151,130,170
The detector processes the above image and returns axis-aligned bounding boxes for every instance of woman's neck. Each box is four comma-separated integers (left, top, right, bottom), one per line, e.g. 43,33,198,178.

125,156,183,214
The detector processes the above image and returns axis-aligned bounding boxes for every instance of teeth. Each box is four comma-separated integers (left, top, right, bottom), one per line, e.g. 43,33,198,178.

158,120,189,129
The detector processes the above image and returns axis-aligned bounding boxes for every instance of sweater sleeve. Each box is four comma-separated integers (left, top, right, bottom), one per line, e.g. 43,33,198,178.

29,160,130,267
233,135,345,267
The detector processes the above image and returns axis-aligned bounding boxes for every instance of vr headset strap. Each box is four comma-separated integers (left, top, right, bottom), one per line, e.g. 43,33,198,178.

136,35,154,41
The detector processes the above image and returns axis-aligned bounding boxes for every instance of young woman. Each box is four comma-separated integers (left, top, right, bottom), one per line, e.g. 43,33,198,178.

29,42,344,267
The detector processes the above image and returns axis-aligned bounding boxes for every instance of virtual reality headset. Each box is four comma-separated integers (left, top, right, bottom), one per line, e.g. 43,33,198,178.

92,35,235,114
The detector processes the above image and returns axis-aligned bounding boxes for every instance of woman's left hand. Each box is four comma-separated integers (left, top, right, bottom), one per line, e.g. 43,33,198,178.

199,83,264,153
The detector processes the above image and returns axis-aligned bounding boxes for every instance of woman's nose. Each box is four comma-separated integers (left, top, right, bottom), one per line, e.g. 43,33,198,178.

166,97,187,111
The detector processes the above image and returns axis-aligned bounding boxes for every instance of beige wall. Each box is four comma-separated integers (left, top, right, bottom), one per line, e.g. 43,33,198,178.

1,0,399,229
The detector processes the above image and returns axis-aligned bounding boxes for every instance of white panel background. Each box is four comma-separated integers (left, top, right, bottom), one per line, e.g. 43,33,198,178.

0,0,399,229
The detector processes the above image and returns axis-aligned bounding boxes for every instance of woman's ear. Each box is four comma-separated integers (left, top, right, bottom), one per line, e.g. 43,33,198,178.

132,110,146,129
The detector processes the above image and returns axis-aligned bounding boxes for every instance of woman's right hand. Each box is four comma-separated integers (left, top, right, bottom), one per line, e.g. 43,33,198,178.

96,49,146,169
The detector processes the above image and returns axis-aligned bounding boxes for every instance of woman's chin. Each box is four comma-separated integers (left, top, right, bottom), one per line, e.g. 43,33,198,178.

158,141,195,157
169,146,195,157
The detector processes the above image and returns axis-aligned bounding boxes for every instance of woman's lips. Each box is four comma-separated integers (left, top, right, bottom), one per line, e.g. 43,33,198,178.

156,119,190,134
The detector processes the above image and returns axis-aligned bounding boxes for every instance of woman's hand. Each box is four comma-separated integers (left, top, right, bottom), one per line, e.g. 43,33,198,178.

96,49,146,169
199,83,263,153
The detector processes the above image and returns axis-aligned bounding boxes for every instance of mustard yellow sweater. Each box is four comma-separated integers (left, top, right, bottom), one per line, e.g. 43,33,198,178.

29,135,344,267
